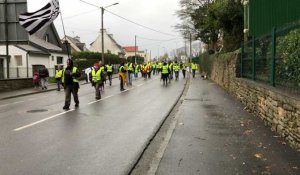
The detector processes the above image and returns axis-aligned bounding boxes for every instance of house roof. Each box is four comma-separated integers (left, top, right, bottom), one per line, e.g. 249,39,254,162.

107,34,125,54
15,44,51,56
123,46,138,52
64,35,87,52
90,29,125,55
29,35,63,52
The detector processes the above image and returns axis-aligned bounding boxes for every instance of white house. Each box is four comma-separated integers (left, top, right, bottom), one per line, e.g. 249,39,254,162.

0,24,68,79
0,0,68,79
89,29,125,58
62,35,89,54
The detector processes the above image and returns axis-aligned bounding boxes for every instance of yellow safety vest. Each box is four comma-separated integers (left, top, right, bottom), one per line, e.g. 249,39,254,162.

92,69,102,82
191,63,197,70
128,63,133,71
162,65,169,74
173,64,179,71
62,67,79,83
107,65,113,72
55,70,63,78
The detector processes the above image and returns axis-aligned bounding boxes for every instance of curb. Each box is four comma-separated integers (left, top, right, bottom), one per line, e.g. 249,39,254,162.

128,74,190,174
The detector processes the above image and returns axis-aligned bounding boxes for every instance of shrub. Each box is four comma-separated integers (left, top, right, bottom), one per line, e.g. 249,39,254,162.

276,29,300,87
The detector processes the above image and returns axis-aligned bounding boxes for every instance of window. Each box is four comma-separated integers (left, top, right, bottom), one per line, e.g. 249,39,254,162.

45,34,49,42
57,56,63,64
15,55,22,66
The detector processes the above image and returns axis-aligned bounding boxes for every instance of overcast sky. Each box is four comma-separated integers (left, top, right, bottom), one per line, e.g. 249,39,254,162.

28,0,185,58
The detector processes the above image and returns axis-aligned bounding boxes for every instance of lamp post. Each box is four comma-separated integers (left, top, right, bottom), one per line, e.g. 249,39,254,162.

101,3,119,64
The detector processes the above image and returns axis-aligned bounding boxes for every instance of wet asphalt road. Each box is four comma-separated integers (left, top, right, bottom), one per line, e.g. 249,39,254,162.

0,74,185,175
156,76,300,175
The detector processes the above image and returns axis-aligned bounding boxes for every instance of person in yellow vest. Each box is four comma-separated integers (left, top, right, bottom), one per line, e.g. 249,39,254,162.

55,65,63,91
106,63,114,86
119,62,127,91
91,63,102,100
128,62,134,85
62,59,81,110
191,61,198,78
134,63,139,80
173,61,180,81
161,61,169,85
180,62,187,79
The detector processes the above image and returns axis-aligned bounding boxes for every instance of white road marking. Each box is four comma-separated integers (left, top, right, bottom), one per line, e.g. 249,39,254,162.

28,98,37,101
0,104,8,108
137,83,145,87
88,95,113,105
13,109,75,132
13,101,25,104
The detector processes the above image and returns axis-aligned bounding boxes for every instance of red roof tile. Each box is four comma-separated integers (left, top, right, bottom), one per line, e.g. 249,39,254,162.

123,46,138,52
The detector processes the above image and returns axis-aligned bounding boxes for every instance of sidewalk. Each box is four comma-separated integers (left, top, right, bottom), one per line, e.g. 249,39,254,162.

0,75,118,100
0,81,87,100
0,82,63,100
156,75,300,175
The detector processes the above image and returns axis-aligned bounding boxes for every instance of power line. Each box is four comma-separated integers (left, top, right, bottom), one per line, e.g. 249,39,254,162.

137,36,179,42
104,9,179,37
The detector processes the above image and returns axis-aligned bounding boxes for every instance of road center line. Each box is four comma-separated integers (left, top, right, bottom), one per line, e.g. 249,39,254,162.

0,104,8,108
13,109,75,132
88,95,113,105
13,101,25,104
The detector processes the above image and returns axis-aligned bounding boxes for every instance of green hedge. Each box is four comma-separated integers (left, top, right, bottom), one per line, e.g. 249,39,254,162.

276,28,300,87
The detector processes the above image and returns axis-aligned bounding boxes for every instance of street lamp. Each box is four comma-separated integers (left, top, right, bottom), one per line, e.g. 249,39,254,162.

101,3,119,64
80,1,119,64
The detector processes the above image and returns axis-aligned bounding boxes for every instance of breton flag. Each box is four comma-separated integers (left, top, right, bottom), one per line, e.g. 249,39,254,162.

19,0,60,35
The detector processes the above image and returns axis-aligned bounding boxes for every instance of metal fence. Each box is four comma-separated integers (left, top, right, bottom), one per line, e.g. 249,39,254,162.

241,21,300,92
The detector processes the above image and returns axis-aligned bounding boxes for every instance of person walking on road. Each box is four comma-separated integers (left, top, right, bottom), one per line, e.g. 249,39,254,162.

91,63,102,100
119,62,127,91
39,65,49,90
106,63,114,86
55,65,63,91
181,62,187,79
62,59,81,110
191,62,198,78
173,61,180,81
128,62,134,86
161,61,169,85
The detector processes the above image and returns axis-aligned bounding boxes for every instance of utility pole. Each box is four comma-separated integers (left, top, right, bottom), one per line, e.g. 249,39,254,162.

135,35,137,64
189,33,192,64
101,7,105,64
5,0,9,78
184,38,187,63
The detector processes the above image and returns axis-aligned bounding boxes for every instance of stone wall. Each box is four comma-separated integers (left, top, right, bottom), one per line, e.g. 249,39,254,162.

0,78,33,92
200,52,300,151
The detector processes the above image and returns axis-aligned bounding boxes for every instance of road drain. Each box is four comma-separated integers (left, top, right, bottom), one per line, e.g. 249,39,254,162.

27,109,48,113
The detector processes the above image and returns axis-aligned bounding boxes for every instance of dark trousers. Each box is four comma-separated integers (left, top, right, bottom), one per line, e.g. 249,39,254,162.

64,84,79,107
120,75,124,90
94,82,101,99
175,71,179,80
56,78,61,90
162,73,168,85
107,72,113,85
182,70,186,78
192,70,196,78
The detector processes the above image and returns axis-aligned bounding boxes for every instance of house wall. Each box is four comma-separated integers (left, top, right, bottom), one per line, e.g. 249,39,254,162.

89,32,123,55
0,45,67,78
0,45,27,78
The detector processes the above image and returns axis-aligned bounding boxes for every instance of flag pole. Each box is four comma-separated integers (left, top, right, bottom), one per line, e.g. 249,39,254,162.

59,11,70,59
